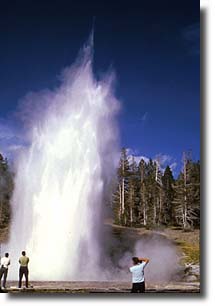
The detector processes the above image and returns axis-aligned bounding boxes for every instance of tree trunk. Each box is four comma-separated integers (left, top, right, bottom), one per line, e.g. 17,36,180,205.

143,205,146,226
130,186,133,226
119,183,122,222
122,178,125,215
153,202,156,225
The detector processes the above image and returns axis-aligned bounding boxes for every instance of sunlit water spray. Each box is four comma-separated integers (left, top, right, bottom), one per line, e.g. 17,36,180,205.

7,34,120,280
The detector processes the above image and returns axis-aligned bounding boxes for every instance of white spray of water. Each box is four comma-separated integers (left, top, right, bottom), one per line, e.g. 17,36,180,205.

7,34,120,281
117,234,181,284
133,236,180,284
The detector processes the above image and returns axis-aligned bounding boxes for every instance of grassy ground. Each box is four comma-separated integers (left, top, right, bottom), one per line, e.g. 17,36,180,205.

163,228,200,265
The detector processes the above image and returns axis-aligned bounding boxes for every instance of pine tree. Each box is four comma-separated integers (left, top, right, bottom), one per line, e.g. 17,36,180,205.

0,154,13,230
162,166,175,225
113,148,130,225
144,159,158,227
127,156,139,226
173,154,200,230
112,148,200,230
155,160,164,226
186,160,200,228
138,159,147,226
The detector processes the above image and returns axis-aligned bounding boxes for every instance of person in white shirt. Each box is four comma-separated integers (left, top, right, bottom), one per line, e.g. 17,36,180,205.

129,256,149,293
0,252,10,289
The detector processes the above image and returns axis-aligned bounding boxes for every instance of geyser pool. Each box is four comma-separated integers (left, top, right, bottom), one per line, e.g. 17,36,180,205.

7,35,120,281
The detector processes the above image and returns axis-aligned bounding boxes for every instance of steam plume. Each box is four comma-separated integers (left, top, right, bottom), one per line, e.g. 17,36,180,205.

7,34,120,281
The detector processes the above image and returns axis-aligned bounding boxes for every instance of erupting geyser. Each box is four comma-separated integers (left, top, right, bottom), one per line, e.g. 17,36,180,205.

7,34,120,280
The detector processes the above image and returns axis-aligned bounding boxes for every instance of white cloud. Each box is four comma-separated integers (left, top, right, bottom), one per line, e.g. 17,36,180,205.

141,112,148,122
126,148,149,164
125,148,177,175
154,153,172,166
0,118,26,160
154,153,177,175
128,154,149,164
0,121,14,139
170,162,177,172
7,144,25,152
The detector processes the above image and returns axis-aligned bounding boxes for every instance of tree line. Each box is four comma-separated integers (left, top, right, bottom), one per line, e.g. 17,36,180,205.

0,148,200,234
112,148,200,230
0,153,13,232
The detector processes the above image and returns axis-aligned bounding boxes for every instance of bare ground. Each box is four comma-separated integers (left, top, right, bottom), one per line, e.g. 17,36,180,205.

2,281,200,294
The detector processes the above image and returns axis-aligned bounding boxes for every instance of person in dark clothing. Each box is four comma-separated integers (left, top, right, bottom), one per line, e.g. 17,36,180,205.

18,251,29,288
131,280,145,293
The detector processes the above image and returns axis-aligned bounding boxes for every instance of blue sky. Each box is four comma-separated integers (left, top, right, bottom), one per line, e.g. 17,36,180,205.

0,0,200,177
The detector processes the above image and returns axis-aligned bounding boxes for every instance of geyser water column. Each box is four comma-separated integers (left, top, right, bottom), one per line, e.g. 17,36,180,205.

8,36,120,281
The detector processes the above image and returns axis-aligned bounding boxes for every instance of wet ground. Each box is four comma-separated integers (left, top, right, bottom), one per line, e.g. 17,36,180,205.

3,281,200,293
